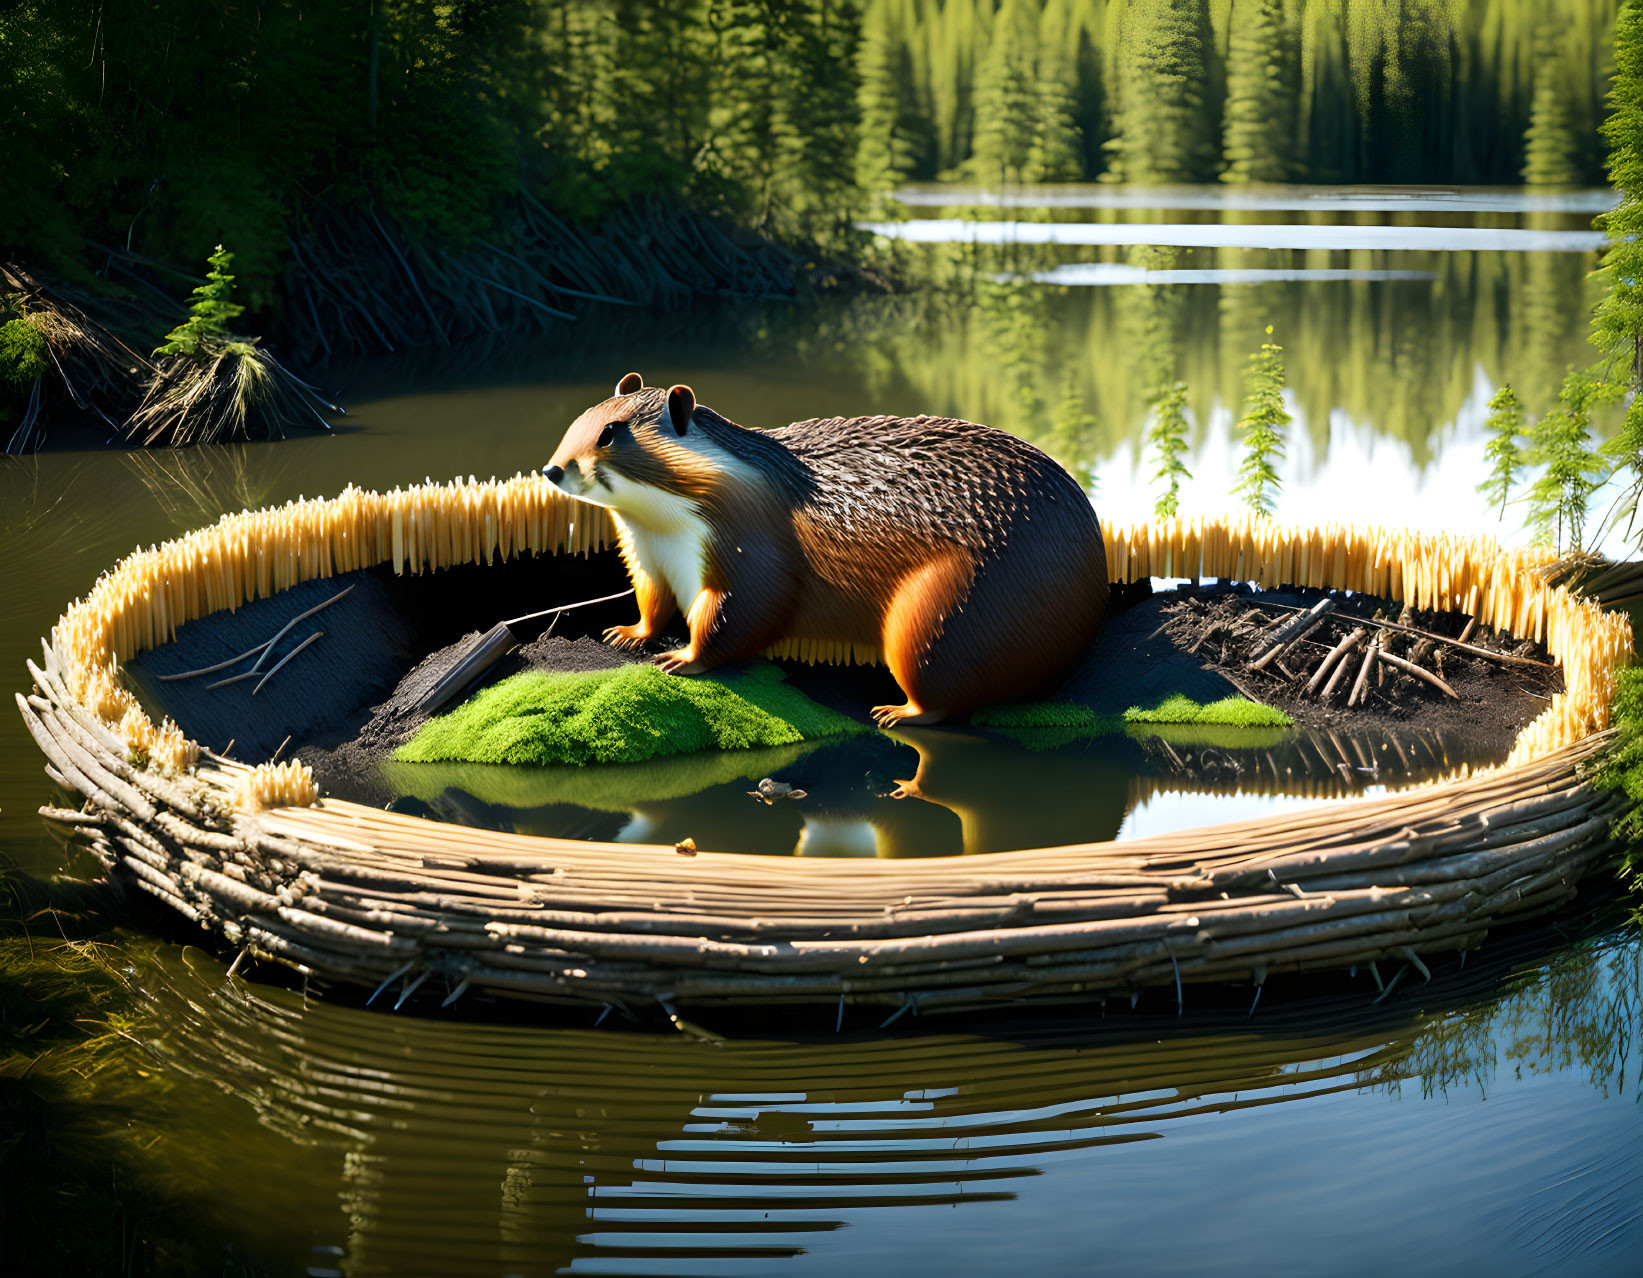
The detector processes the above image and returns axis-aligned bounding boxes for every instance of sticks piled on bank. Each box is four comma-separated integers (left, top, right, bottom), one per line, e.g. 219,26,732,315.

1106,515,1635,764
283,197,806,362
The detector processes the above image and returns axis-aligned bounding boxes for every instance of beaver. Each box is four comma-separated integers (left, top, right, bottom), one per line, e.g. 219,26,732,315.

543,373,1107,726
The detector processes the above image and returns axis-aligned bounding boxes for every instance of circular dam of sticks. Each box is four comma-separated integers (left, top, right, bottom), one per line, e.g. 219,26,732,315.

14,479,1639,1018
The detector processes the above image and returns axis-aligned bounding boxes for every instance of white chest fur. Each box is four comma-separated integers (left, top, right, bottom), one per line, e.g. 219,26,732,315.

608,487,711,607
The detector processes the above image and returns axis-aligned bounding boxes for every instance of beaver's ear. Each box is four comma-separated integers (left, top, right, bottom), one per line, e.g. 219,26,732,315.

615,372,643,397
665,384,696,437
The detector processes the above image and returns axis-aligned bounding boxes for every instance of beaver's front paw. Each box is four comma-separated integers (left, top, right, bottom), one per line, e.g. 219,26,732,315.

603,624,650,651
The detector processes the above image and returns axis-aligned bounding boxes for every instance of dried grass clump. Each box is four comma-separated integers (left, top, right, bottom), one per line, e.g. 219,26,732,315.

125,342,337,447
231,759,318,812
2,262,153,452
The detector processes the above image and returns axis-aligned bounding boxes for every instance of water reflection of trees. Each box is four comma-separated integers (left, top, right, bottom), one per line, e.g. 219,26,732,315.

23,896,1628,1276
1362,928,1639,1103
793,249,1598,480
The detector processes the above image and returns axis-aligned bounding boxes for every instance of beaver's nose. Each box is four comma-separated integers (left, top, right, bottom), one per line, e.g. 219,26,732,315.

544,464,564,484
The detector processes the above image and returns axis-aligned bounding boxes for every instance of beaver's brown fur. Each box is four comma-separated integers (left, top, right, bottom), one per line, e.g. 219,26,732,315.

543,373,1107,725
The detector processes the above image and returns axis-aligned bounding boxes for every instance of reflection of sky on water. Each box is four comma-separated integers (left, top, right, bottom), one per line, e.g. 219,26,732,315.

1005,263,1438,285
1118,787,1358,841
1092,369,1637,559
861,218,1608,252
896,183,1619,215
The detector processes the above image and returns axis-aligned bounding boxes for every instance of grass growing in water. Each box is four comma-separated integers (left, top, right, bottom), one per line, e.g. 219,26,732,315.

398,661,866,767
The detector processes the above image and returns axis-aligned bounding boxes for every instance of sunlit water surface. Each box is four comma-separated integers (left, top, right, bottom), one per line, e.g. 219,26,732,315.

3,188,1640,1274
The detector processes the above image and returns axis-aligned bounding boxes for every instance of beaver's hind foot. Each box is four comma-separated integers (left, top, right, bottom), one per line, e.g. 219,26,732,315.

871,701,941,728
654,647,704,676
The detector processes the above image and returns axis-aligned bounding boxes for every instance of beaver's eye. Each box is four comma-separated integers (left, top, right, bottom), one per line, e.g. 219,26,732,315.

597,424,616,448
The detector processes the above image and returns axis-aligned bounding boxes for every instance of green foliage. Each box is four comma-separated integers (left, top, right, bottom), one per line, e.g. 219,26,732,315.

1221,0,1293,182
0,317,47,392
156,246,245,357
1525,364,1620,551
397,660,866,767
1524,42,1584,185
1146,379,1192,519
1233,327,1290,518
972,700,1121,730
855,0,932,200
1594,0,1643,373
1478,383,1526,517
1104,0,1215,182
972,691,1289,733
1122,692,1292,727
1591,666,1643,861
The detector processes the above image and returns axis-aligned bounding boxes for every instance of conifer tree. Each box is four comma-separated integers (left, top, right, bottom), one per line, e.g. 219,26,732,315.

1105,0,1214,183
1523,28,1583,185
1594,0,1643,380
855,0,927,198
970,0,1040,185
1526,367,1617,551
1147,380,1192,519
1233,327,1290,517
1477,384,1526,517
1026,21,1086,183
1222,0,1295,182
1593,0,1643,542
157,246,245,357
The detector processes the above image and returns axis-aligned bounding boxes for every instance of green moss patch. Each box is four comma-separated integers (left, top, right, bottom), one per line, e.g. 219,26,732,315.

1123,693,1292,728
971,701,1123,731
974,692,1289,738
396,660,866,767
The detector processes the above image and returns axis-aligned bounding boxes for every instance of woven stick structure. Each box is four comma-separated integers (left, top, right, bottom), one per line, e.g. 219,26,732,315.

17,478,1639,1015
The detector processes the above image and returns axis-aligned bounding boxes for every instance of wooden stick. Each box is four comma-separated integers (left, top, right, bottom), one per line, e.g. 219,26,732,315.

1305,627,1366,696
1250,597,1335,670
1245,598,1550,669
1348,636,1380,707
1375,649,1459,699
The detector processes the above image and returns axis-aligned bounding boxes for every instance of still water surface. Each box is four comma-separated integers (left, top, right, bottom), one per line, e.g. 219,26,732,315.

3,189,1641,1273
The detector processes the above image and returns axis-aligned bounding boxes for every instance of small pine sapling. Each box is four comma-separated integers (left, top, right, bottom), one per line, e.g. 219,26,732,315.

1477,383,1525,517
156,245,247,357
1525,366,1620,551
131,244,336,445
1233,327,1289,517
1146,379,1191,519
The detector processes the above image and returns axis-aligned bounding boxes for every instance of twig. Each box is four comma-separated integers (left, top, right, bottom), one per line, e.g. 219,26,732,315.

1376,649,1459,699
1348,636,1380,707
1244,597,1551,669
163,584,354,681
248,585,355,674
1306,627,1366,696
1250,597,1335,671
252,630,324,696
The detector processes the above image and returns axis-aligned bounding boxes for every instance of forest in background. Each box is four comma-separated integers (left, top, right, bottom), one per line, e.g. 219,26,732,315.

1,0,1624,317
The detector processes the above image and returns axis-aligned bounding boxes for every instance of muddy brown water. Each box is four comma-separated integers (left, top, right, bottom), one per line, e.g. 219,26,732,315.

4,195,1641,1274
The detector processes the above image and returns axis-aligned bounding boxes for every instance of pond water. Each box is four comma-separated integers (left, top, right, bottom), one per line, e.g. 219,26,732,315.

4,187,1642,1273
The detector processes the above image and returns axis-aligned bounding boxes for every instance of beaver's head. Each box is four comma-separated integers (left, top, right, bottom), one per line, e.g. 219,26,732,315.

544,373,737,526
